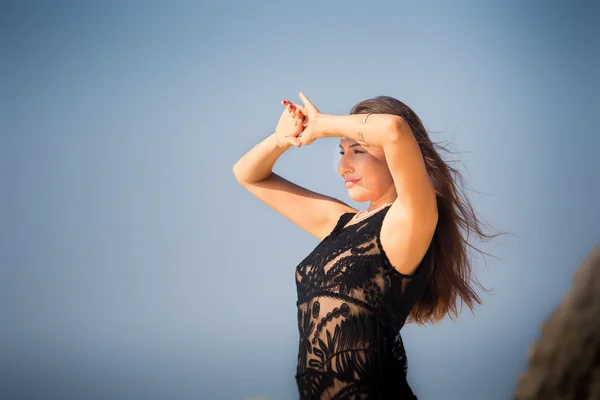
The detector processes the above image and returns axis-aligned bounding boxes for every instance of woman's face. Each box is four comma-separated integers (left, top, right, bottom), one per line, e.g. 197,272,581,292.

337,138,396,203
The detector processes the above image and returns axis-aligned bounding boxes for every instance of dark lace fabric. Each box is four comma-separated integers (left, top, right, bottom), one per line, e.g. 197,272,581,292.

294,205,432,399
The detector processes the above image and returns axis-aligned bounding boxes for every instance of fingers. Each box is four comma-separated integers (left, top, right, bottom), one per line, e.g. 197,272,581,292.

282,100,305,126
286,135,302,147
298,92,312,109
282,100,303,114
283,100,302,115
298,135,314,146
291,105,303,120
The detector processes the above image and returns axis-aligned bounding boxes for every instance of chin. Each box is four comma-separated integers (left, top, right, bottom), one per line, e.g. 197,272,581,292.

348,189,370,203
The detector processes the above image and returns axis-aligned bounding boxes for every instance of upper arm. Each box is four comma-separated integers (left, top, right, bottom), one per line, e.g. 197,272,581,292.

380,116,438,275
237,172,356,240
380,203,438,276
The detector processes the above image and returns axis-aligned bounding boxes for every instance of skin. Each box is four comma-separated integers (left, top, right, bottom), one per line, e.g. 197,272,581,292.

280,99,398,211
286,94,438,276
338,139,398,209
234,94,438,276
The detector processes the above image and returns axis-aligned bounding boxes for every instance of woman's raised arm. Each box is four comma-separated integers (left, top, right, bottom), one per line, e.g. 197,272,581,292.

233,103,355,240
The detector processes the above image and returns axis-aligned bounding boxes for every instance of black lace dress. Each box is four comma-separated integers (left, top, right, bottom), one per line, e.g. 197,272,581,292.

294,205,431,399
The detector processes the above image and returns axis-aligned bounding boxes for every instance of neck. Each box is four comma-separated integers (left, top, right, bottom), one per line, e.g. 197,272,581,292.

368,190,397,212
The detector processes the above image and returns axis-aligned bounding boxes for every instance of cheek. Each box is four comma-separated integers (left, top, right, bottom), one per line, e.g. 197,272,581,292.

362,158,393,186
359,155,382,175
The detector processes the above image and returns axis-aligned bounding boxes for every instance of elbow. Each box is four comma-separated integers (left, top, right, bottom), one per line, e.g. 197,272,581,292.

387,115,408,144
232,163,245,185
233,163,267,186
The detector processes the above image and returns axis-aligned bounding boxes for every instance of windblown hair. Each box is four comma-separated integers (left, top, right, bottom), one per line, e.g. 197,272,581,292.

351,96,508,324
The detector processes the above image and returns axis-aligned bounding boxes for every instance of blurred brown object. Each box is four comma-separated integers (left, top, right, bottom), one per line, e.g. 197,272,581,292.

512,243,600,400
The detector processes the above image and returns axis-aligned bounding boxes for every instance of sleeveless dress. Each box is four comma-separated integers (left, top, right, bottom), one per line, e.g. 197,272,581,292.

294,205,431,399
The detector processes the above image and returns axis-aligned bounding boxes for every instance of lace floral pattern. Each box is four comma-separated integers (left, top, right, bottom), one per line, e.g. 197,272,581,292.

294,205,429,399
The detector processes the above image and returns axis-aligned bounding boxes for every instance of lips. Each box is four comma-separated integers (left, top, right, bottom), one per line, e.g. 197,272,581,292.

344,178,360,187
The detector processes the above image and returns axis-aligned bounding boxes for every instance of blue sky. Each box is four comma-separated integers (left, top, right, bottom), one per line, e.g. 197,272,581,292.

2,1,599,399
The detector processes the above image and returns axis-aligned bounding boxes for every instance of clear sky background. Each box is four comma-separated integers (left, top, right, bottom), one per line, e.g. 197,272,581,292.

2,1,599,399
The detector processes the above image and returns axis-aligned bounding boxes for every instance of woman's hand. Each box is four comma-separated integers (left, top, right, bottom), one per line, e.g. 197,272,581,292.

274,100,305,148
295,92,322,146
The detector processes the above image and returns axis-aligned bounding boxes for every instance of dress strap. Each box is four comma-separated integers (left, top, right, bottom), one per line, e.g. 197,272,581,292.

332,212,357,233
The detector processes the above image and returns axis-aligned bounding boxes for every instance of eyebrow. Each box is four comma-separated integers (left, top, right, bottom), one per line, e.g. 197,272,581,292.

339,143,364,149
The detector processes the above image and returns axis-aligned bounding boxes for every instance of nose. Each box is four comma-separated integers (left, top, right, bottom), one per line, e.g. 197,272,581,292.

338,153,354,177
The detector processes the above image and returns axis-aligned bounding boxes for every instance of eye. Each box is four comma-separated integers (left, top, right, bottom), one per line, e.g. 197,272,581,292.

349,150,365,155
339,150,364,155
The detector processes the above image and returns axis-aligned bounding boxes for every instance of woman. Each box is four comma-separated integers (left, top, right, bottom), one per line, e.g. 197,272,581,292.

233,93,500,399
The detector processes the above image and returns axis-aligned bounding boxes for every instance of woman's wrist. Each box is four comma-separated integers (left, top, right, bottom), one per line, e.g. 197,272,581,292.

314,113,334,139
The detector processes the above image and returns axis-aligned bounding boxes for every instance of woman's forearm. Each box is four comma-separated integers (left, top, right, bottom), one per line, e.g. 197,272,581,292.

233,133,288,184
316,113,403,147
315,113,433,208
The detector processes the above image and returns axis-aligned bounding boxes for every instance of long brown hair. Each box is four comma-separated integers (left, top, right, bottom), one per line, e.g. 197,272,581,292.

351,96,508,325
